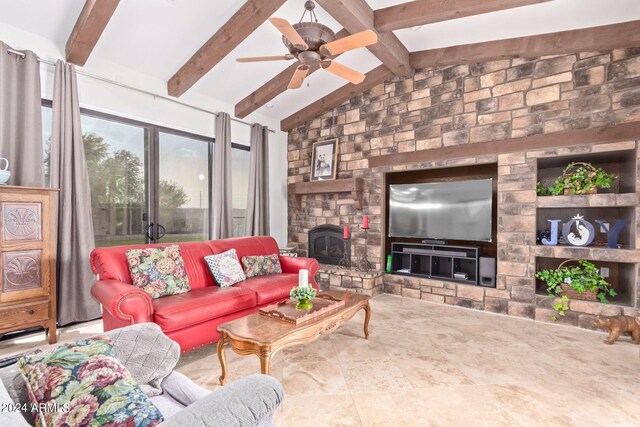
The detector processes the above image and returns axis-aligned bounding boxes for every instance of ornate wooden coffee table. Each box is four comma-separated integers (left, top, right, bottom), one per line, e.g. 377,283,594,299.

216,290,371,385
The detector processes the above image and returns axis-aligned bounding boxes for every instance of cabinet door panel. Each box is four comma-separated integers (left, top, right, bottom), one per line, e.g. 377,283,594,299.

0,250,46,302
2,202,42,242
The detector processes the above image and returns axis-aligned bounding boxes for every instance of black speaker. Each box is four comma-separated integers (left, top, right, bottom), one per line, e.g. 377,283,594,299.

479,256,496,287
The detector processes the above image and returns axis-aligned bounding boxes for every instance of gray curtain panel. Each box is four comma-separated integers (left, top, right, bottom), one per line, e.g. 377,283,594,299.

50,60,100,326
245,123,270,236
212,112,233,239
0,41,44,187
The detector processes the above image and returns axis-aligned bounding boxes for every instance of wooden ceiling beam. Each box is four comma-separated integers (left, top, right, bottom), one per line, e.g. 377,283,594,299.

374,0,550,33
410,20,640,69
316,0,411,77
281,64,394,132
235,29,349,119
236,65,318,119
168,0,287,97
65,0,120,66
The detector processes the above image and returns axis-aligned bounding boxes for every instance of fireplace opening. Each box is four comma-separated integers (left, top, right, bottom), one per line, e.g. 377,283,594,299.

308,225,350,266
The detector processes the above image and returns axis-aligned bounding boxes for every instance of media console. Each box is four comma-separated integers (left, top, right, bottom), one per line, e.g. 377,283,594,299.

390,242,482,286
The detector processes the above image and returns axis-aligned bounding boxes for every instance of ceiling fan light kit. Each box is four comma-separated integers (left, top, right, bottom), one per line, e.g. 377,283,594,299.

236,0,377,89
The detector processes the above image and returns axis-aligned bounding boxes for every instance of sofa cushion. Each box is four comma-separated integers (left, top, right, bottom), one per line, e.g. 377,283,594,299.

207,236,280,265
126,245,191,299
17,335,163,427
241,254,282,278
234,274,298,305
153,286,257,332
92,241,217,290
204,249,246,287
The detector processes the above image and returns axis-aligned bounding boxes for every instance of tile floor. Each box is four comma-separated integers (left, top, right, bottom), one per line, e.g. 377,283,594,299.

2,294,639,426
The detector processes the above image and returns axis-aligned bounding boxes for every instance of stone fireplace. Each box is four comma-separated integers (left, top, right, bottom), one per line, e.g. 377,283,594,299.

287,48,640,331
308,225,350,266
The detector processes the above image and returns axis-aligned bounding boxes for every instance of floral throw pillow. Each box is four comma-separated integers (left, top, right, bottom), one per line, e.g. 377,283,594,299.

17,335,163,427
126,245,191,299
204,249,246,287
242,254,283,278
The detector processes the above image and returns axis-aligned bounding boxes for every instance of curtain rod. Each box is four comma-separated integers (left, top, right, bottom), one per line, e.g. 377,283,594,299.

6,48,275,133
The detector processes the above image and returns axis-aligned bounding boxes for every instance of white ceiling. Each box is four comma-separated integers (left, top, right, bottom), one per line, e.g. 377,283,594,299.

1,0,639,124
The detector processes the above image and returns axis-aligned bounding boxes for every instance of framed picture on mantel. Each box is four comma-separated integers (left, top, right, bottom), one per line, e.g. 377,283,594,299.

311,138,338,181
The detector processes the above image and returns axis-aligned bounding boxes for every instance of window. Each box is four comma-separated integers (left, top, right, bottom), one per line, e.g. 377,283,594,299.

158,131,210,243
231,146,250,236
41,103,251,245
42,106,52,187
80,113,148,247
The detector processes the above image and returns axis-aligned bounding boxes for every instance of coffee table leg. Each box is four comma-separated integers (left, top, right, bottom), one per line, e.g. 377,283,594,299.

363,303,371,339
217,333,228,385
259,347,271,376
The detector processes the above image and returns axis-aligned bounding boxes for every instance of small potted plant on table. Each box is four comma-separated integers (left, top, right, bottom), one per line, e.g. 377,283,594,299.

537,162,617,196
290,285,317,310
535,259,617,320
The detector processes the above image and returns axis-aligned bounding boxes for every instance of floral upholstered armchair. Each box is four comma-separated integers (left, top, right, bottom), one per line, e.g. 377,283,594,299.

0,323,283,427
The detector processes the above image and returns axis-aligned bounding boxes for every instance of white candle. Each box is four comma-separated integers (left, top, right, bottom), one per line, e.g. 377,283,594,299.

298,269,309,288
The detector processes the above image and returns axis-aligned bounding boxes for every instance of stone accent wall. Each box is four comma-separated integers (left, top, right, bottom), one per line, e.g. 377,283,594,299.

287,48,640,329
317,265,384,297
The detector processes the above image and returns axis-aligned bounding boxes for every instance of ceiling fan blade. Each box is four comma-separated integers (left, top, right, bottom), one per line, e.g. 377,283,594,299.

236,54,294,63
288,65,310,89
319,30,377,57
269,17,308,50
321,60,366,85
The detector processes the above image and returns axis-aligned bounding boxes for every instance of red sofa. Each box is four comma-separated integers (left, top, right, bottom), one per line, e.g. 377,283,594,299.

90,236,319,352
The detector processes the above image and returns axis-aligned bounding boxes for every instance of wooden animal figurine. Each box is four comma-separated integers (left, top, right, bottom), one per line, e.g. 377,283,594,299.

595,315,640,345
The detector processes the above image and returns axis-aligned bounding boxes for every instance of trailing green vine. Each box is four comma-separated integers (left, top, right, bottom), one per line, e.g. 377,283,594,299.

535,260,616,320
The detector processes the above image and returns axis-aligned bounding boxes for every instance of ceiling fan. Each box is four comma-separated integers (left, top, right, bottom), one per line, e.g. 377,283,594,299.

236,0,378,89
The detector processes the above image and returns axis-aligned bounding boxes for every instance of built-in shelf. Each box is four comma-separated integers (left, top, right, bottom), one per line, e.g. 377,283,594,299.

389,242,484,287
537,148,637,194
537,193,640,208
288,177,364,210
534,146,638,312
535,256,636,307
533,245,640,263
536,204,636,249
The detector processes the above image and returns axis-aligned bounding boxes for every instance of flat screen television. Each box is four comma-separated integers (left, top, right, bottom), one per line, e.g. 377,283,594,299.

388,179,493,242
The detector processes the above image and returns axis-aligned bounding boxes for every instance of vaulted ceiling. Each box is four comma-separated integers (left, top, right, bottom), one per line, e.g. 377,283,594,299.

1,0,640,131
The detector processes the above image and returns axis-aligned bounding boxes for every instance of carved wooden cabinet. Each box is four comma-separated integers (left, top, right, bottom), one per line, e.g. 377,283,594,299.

0,186,57,344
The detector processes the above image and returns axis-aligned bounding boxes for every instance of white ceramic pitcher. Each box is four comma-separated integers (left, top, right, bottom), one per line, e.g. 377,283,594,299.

0,158,11,185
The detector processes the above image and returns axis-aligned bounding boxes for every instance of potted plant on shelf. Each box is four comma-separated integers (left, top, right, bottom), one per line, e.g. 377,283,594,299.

535,259,617,320
537,162,617,196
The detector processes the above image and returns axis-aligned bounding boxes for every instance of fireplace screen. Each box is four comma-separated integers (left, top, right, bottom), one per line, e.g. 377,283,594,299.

308,225,350,265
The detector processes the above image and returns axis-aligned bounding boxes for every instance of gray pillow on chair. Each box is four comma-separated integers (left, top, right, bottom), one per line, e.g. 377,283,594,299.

107,322,181,397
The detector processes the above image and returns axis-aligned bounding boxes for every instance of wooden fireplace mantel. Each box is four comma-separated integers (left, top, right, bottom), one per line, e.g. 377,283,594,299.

288,177,364,210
